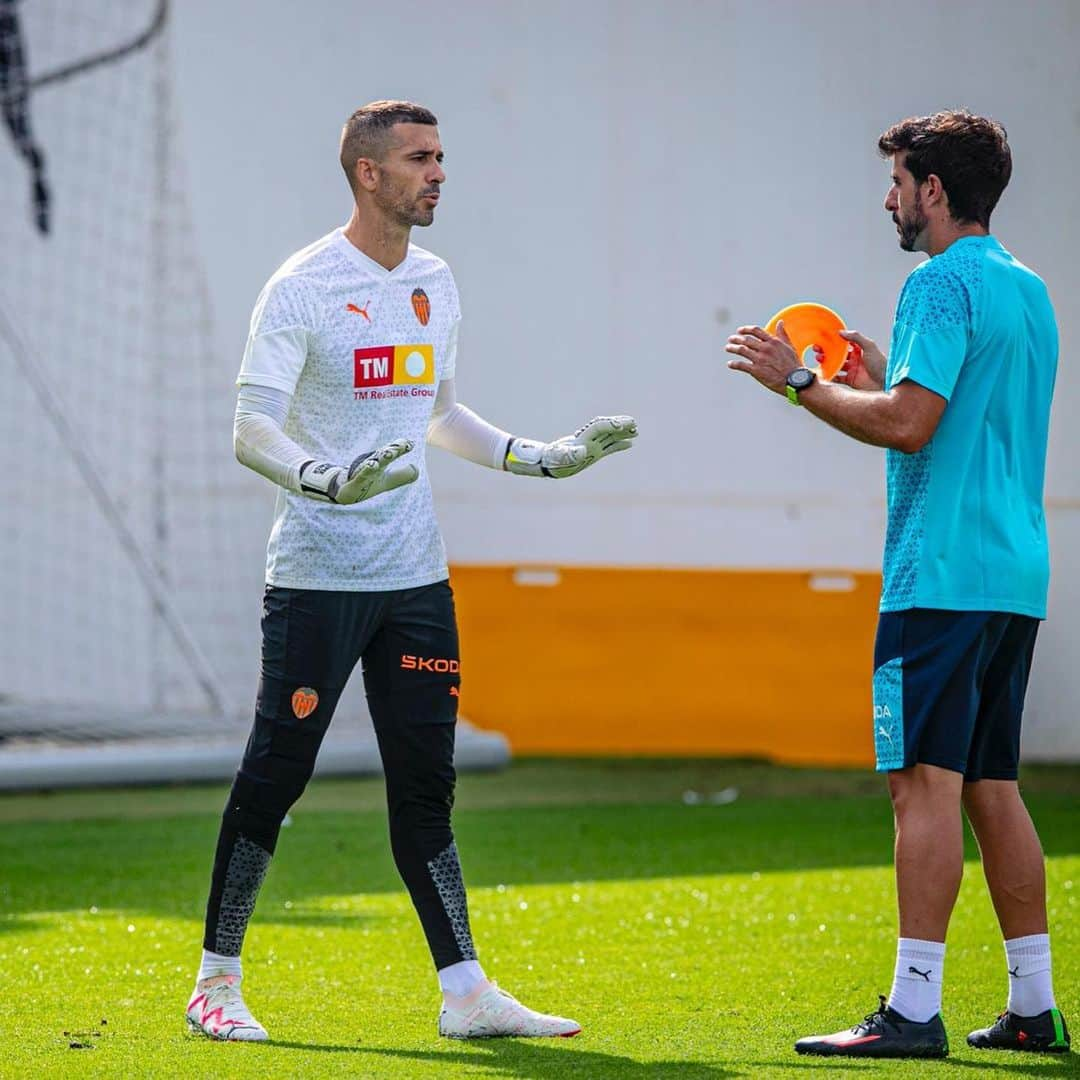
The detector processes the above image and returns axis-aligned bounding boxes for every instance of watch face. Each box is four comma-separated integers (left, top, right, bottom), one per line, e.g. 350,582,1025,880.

788,367,815,389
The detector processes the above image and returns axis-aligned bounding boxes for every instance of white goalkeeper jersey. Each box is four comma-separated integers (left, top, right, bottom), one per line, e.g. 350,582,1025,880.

237,228,460,591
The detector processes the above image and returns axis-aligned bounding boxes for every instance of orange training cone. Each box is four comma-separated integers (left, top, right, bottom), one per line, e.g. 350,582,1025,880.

765,302,848,381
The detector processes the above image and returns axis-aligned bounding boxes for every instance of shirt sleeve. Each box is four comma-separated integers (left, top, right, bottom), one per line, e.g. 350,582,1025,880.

443,318,459,381
426,377,510,469
236,274,322,394
441,265,461,381
233,384,309,493
887,263,970,401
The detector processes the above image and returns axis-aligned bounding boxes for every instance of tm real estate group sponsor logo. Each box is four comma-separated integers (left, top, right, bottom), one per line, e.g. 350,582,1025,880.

354,344,435,400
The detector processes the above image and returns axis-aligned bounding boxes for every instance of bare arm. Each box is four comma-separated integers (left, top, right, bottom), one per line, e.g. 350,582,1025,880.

726,322,945,454
795,378,945,454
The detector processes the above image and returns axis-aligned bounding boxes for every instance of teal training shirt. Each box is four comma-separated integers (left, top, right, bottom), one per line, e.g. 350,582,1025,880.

881,235,1057,617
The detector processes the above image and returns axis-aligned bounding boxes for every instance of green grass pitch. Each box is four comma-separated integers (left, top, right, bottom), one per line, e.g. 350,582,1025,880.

1,759,1077,1078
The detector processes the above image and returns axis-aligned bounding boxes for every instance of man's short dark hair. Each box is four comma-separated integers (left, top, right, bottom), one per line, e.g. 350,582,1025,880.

878,109,1012,228
340,100,438,192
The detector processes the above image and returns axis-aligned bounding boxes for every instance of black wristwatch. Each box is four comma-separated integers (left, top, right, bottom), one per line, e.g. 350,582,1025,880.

785,367,817,406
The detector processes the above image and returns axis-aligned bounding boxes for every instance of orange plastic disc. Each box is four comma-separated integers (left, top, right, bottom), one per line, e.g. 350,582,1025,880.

764,302,847,381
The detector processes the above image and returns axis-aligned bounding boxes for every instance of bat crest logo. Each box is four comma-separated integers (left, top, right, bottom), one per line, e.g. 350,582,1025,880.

411,288,431,326
291,687,319,719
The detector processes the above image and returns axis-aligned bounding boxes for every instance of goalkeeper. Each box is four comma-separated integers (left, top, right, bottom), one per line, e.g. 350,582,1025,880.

185,100,636,1043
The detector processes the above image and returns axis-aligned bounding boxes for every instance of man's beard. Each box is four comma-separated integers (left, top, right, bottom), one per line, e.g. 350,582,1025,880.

376,182,436,228
894,191,927,252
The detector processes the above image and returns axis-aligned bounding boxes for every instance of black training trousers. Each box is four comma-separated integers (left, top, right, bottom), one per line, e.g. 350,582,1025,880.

201,579,476,970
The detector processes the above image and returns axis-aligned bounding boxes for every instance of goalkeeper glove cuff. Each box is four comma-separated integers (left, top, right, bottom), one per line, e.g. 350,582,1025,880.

503,437,554,478
299,460,347,501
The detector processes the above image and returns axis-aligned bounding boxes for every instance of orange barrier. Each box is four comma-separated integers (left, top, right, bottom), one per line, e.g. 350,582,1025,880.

450,565,882,766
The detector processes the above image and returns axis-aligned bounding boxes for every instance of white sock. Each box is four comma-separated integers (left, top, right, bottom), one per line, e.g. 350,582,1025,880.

197,949,242,983
887,937,945,1022
438,959,487,999
1005,933,1055,1016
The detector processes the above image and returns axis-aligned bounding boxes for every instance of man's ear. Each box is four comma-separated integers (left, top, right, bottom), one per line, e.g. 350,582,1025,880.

353,157,379,193
923,172,948,211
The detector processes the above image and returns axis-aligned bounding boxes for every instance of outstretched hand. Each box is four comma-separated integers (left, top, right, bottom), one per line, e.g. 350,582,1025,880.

726,323,887,394
725,322,801,395
300,439,419,504
337,440,419,503
504,416,639,478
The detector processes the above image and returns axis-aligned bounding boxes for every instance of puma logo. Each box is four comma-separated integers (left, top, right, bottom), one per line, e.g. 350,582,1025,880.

347,301,372,322
908,966,932,982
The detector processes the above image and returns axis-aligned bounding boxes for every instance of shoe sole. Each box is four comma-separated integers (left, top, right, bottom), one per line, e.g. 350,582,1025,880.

795,1044,947,1059
186,1016,269,1042
967,1040,1070,1054
440,1027,582,1040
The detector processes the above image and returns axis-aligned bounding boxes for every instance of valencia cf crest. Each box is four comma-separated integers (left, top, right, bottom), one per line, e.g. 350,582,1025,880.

291,686,319,719
411,288,431,326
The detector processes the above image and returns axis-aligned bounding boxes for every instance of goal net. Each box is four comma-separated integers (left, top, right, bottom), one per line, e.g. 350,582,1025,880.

0,1,507,789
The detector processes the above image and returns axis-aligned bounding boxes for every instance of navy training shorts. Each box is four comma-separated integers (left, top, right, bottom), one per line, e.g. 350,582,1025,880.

871,608,1039,779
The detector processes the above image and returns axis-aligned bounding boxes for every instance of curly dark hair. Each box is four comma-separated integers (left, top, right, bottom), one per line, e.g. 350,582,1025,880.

878,109,1011,228
340,100,438,192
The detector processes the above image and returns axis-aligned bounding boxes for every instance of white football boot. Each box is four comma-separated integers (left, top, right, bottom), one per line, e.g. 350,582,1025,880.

438,980,581,1039
185,975,269,1041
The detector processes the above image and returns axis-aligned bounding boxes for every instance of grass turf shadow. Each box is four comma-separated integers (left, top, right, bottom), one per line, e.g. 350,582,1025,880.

266,1038,738,1078
0,794,1076,926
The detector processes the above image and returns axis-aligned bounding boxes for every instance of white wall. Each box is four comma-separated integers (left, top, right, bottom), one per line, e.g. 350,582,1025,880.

7,1,1075,755
167,0,1078,756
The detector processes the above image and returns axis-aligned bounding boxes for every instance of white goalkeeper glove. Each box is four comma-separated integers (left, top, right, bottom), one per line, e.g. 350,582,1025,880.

503,415,638,478
299,439,418,504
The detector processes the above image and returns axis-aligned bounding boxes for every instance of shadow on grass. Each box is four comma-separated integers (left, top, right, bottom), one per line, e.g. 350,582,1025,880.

944,1059,1080,1076
753,1057,1079,1076
0,793,1077,928
269,1039,737,1078
267,1041,1080,1077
